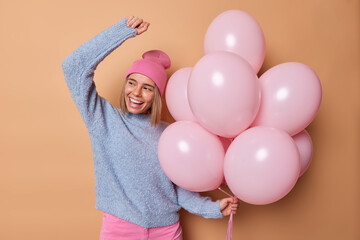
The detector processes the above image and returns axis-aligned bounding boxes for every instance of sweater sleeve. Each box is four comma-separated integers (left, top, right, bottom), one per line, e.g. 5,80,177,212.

176,185,223,219
61,18,137,131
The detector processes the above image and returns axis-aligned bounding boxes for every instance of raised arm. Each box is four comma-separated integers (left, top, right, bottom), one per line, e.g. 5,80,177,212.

62,17,149,130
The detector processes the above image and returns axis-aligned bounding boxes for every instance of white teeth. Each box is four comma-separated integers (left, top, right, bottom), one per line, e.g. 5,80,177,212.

130,98,143,104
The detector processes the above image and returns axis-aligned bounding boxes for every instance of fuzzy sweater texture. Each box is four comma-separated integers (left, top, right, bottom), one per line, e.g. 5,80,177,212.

62,18,222,228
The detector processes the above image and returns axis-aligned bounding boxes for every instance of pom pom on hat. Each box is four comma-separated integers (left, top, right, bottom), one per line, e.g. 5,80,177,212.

142,50,171,69
126,50,171,96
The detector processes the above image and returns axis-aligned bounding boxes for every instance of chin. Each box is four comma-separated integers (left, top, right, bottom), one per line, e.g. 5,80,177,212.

129,109,143,114
126,105,149,115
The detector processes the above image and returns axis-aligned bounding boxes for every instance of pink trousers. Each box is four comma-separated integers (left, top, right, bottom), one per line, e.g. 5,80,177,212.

100,213,183,240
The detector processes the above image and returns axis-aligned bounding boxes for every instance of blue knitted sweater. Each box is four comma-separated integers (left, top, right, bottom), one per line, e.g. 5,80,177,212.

62,18,222,228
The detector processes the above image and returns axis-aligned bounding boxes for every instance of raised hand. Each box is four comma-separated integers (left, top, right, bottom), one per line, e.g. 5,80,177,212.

126,16,150,35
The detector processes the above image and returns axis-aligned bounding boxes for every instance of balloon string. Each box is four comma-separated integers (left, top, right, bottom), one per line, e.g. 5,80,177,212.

218,187,233,197
227,212,233,240
218,187,236,240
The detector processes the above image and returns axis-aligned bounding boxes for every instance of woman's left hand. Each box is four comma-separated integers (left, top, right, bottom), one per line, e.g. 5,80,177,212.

126,16,150,35
220,197,239,216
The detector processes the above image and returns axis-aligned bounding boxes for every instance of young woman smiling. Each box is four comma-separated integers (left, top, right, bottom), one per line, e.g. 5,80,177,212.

120,72,163,125
62,16,238,240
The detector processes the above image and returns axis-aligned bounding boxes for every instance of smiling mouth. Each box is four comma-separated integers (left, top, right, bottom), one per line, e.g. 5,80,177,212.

129,97,144,105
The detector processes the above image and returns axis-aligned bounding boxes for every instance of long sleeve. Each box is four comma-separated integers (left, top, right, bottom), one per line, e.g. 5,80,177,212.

176,186,223,219
62,18,137,131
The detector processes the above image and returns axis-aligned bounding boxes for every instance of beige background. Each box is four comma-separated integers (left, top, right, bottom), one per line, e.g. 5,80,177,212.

1,0,359,239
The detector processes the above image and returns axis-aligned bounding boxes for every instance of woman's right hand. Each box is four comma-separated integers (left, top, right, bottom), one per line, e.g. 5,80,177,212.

126,16,150,35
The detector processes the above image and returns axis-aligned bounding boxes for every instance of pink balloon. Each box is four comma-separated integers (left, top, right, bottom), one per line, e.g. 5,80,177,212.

204,10,265,73
224,127,300,205
158,121,224,192
252,62,322,136
188,51,261,138
292,130,313,177
165,68,197,122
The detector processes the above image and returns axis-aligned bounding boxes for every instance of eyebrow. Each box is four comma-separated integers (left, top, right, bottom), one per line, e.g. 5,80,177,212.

128,78,155,88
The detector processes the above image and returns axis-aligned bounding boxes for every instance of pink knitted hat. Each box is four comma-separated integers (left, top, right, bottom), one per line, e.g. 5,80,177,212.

126,50,171,96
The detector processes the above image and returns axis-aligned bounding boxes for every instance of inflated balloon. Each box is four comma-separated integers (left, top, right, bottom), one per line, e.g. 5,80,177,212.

158,121,224,192
204,9,265,73
292,130,313,176
224,127,300,205
165,67,197,122
252,62,322,136
188,51,261,138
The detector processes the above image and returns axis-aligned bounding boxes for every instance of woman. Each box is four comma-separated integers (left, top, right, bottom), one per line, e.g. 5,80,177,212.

62,16,238,240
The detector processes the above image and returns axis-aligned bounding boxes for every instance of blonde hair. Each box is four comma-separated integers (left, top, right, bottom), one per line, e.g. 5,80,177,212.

120,79,162,127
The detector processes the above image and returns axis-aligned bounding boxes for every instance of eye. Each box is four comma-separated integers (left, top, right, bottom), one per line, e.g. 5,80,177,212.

144,86,154,91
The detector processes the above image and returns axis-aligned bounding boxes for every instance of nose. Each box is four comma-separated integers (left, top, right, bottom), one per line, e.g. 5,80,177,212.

133,86,141,96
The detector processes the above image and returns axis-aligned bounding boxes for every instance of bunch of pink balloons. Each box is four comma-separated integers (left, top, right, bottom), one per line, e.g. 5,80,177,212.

158,10,322,205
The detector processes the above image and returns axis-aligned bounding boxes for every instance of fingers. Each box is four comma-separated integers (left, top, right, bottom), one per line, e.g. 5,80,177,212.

126,16,137,27
223,197,239,215
137,22,150,35
126,16,134,26
127,16,143,28
229,197,238,214
220,197,240,216
232,198,239,213
126,16,150,35
231,202,239,214
219,197,233,210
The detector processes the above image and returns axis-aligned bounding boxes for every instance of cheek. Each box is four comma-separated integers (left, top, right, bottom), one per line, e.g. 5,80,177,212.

125,85,137,98
144,92,155,103
124,86,131,95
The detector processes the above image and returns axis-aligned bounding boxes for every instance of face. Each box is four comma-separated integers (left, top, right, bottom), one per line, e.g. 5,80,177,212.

124,73,156,114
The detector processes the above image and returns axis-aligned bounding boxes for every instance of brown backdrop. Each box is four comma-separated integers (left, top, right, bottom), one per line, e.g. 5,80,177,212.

1,0,359,239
